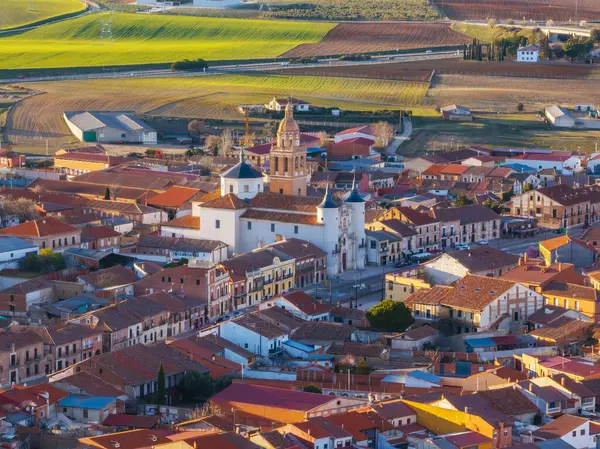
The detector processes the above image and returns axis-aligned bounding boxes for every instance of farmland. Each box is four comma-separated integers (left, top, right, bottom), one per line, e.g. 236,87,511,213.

0,12,334,70
0,0,85,30
433,0,600,22
279,59,600,81
4,74,428,153
283,23,470,58
263,0,438,21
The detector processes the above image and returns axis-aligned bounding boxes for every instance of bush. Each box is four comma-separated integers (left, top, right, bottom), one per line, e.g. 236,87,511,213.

171,58,208,71
303,385,323,394
366,300,414,332
24,250,65,273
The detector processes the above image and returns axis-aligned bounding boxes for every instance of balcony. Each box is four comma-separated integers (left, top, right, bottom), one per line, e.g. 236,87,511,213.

10,359,20,368
358,242,367,249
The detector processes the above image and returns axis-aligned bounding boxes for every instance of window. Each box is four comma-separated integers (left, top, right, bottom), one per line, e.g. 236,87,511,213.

247,222,252,230
83,409,88,419
573,431,577,437
294,225,299,234
581,429,586,436
215,219,220,229
370,241,376,249
229,185,233,193
271,223,275,232
243,185,249,193
457,310,462,318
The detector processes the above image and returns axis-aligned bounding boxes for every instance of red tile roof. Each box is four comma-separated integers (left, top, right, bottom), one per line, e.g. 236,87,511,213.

81,225,121,242
0,383,69,407
241,209,320,225
78,265,134,289
102,414,160,429
439,164,470,175
439,274,517,312
395,206,438,226
211,383,333,412
164,214,201,229
79,429,171,449
445,431,492,447
279,291,332,316
249,192,323,213
422,164,448,176
0,216,79,237
202,193,248,210
147,186,202,208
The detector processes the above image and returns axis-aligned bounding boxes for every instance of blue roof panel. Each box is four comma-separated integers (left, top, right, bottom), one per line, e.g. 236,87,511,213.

465,338,497,348
58,395,115,410
409,370,441,384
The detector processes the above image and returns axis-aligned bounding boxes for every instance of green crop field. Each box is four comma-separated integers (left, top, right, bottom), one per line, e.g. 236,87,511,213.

0,0,86,30
0,12,335,69
5,73,429,153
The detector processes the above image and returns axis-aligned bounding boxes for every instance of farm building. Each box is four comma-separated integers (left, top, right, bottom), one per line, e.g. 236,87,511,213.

334,125,378,143
63,111,157,144
545,106,576,128
266,97,311,112
516,44,540,62
440,104,472,121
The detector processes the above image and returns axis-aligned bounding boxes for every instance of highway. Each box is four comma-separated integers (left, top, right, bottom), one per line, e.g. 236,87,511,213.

0,50,460,84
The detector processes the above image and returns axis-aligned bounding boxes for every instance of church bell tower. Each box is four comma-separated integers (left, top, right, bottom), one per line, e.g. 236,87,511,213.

269,101,307,197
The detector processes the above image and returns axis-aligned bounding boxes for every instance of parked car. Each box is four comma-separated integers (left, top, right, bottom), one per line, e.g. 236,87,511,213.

478,240,489,245
455,244,470,250
395,260,410,268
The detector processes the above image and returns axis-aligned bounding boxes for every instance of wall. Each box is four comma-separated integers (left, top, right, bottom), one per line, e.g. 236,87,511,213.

242,369,296,381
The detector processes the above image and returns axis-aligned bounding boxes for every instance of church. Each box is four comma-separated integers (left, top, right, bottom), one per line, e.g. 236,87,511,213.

162,103,367,276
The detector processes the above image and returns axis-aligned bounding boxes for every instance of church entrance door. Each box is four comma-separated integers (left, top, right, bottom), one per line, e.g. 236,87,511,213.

342,253,347,271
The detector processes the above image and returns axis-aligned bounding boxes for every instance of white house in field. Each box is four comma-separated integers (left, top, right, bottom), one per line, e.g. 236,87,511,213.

517,44,540,62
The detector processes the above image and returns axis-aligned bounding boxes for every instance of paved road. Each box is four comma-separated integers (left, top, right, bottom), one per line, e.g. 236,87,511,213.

387,118,413,157
0,51,460,84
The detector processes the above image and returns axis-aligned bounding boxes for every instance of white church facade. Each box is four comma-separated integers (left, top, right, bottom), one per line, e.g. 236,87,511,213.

161,103,367,275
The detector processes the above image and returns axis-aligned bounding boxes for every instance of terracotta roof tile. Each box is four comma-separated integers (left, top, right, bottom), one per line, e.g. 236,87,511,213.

241,209,320,225
147,186,202,208
79,429,171,449
250,192,322,212
78,265,134,289
395,206,438,226
0,216,79,238
81,225,121,242
164,214,201,229
279,291,332,316
439,164,470,175
439,275,517,312
202,193,248,210
532,414,589,439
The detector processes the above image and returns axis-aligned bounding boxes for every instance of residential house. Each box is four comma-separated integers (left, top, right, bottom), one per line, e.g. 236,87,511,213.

0,148,26,168
0,277,55,316
385,270,430,302
500,258,583,293
439,164,470,181
505,152,582,173
291,321,357,348
53,150,132,176
219,313,289,357
538,236,596,268
266,97,311,112
220,249,296,312
422,246,519,285
391,325,439,351
405,274,545,333
262,238,328,288
378,206,441,253
43,324,104,372
532,414,596,449
334,125,377,144
0,216,82,252
85,199,167,225
517,44,540,62
510,184,600,229
517,354,600,382
134,235,228,263
0,383,68,426
134,262,228,322
366,220,416,265
580,227,600,252
146,186,203,219
258,290,331,322
80,226,121,252
62,343,209,401
430,204,501,246
77,265,135,298
540,281,598,321
0,329,52,388
440,105,472,121
58,395,121,424
0,236,39,269
211,382,367,424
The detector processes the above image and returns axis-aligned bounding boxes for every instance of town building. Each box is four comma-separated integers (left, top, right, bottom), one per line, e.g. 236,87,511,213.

0,217,82,252
63,111,157,144
517,44,540,62
0,236,39,269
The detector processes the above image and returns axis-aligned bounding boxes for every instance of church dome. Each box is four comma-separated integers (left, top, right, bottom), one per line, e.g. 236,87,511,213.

277,101,300,135
345,178,365,203
317,185,339,209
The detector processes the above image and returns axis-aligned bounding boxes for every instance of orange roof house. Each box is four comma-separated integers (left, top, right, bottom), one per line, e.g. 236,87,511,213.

0,216,82,251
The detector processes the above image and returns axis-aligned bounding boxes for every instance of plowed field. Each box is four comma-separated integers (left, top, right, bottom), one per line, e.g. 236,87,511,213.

282,23,470,57
433,0,600,21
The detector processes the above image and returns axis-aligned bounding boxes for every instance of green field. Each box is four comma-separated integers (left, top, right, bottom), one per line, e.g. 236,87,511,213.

5,73,429,153
0,0,86,30
451,23,535,44
0,12,335,69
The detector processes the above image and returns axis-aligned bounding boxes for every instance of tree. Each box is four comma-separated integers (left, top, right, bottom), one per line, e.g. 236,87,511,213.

24,250,65,273
356,360,372,375
374,121,394,148
523,183,534,192
317,130,329,147
156,364,166,405
516,102,524,112
171,58,208,71
219,128,233,157
188,119,205,138
366,300,414,332
263,121,277,139
104,187,110,200
302,385,323,394
205,135,220,155
179,371,214,401
590,29,600,43
453,193,473,207
0,197,37,227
